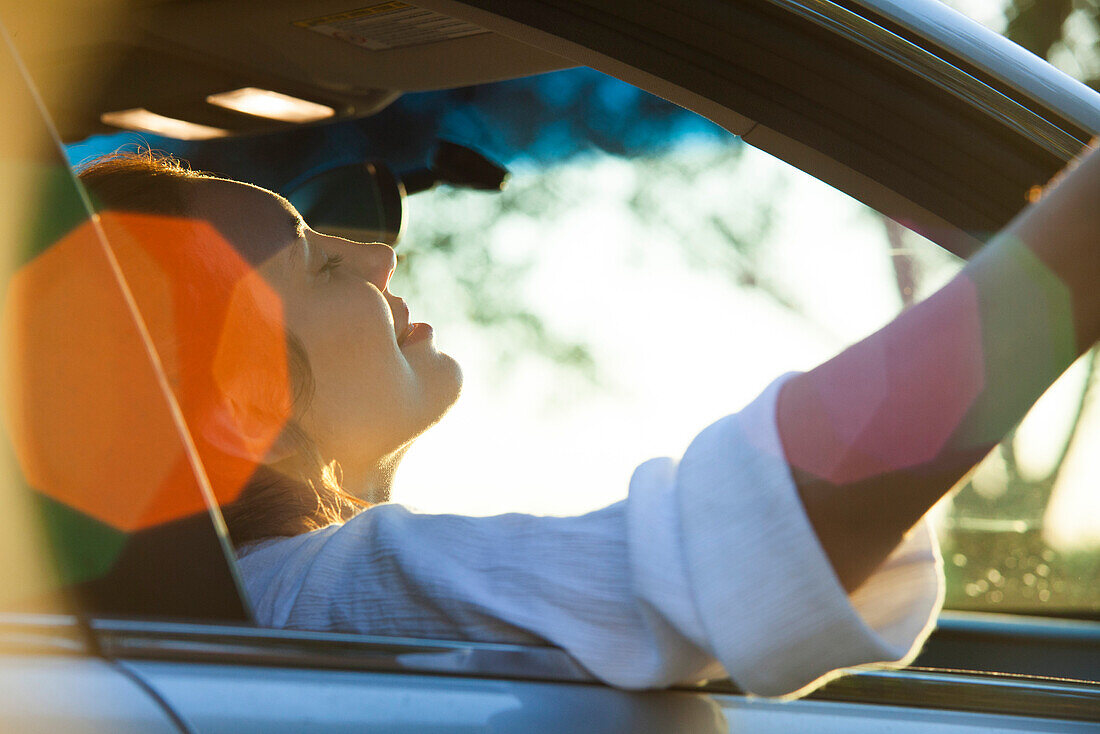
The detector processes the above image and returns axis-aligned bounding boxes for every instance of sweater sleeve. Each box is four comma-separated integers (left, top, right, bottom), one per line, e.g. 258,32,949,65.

238,373,943,698
663,373,944,697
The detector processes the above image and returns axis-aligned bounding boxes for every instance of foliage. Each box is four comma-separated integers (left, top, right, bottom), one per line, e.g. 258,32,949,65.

393,172,604,382
395,141,788,389
1004,0,1100,89
942,526,1100,613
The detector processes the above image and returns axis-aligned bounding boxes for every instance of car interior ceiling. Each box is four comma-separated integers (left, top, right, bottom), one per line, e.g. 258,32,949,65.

8,0,1083,264
4,0,573,142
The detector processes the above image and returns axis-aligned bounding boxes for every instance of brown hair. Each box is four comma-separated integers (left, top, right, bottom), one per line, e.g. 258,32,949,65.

77,151,367,546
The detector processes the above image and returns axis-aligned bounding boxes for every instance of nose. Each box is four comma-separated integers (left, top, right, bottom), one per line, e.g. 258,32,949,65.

361,241,397,291
318,232,396,290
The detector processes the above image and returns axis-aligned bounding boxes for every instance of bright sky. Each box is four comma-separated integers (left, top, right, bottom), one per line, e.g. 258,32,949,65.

391,141,1100,550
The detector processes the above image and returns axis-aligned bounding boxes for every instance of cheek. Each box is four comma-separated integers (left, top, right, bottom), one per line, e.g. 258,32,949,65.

286,288,395,369
297,316,415,423
305,327,403,398
276,285,425,443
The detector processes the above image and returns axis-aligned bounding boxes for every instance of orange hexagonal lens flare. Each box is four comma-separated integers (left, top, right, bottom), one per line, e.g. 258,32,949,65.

3,211,292,533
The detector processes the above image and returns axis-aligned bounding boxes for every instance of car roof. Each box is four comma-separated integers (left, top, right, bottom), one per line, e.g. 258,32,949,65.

853,0,1100,136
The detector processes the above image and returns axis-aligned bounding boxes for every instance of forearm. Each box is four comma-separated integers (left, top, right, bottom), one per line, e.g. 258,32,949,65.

779,144,1100,593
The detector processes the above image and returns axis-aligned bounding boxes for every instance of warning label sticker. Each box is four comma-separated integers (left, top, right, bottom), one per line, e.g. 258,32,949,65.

294,3,488,51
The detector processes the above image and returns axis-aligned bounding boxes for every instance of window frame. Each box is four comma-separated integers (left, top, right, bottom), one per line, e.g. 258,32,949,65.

4,0,1100,724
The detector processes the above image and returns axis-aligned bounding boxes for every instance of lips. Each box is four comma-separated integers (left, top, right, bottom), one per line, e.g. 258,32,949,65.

388,295,411,345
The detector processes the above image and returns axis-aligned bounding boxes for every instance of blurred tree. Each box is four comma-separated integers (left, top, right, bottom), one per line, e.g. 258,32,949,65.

1004,0,1100,89
1004,0,1074,68
946,0,1100,90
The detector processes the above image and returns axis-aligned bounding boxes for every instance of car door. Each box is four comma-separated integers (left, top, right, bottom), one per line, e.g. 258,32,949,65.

0,22,217,733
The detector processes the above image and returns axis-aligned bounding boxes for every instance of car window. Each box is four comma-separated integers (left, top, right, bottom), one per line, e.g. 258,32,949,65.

384,70,1099,619
0,28,81,615
55,65,1098,624
0,32,250,621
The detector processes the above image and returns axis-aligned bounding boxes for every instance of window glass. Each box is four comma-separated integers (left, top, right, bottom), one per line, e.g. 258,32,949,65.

384,71,1100,617
0,28,251,622
58,66,1099,622
0,31,80,614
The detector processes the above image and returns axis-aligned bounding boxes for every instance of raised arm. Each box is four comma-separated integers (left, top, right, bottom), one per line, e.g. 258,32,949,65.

780,143,1100,593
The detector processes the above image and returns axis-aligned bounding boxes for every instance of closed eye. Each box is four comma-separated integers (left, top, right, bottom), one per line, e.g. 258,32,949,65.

319,252,344,276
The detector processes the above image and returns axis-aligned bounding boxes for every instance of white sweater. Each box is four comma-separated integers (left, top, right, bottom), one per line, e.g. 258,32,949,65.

237,375,943,698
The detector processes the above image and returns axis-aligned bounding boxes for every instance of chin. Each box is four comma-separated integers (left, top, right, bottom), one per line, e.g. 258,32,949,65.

431,351,463,417
405,348,460,428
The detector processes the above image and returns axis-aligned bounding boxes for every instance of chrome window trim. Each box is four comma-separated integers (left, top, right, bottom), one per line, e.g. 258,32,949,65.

701,668,1100,722
936,609,1100,640
804,668,1100,722
2,614,1097,720
0,613,90,655
92,618,1100,721
91,618,1100,722
89,617,597,684
851,0,1100,136
762,0,1088,161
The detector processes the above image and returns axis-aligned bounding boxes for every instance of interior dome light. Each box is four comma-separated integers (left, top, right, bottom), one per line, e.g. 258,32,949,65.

206,88,335,123
100,109,228,140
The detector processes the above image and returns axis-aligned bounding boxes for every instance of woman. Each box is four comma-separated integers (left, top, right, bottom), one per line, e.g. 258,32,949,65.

68,145,1100,698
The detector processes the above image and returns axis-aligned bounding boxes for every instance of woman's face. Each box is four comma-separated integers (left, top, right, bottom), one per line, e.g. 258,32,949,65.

193,178,462,489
